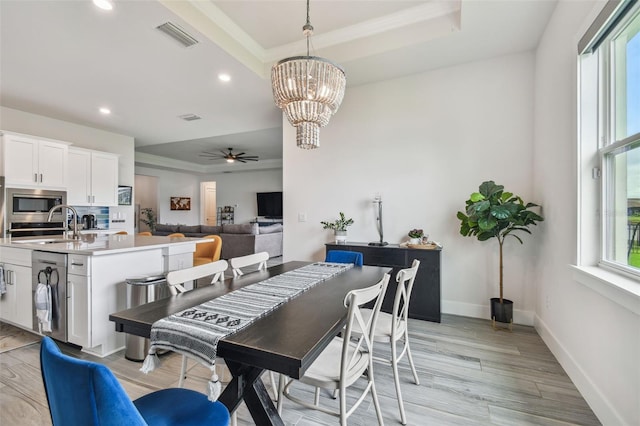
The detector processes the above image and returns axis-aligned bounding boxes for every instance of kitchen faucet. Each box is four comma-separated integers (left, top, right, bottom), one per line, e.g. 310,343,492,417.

47,204,80,240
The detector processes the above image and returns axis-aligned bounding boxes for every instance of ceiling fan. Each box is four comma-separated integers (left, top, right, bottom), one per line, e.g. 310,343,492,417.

199,147,259,163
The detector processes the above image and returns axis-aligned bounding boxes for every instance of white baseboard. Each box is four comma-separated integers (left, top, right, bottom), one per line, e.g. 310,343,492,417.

442,299,535,326
534,315,624,426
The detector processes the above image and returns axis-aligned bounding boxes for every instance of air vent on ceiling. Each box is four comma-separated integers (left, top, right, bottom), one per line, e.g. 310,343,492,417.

156,22,199,47
178,114,201,121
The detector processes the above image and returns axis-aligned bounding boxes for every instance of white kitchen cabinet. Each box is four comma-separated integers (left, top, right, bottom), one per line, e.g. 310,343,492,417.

0,238,198,357
1,132,68,189
0,247,33,329
67,254,90,347
67,148,118,206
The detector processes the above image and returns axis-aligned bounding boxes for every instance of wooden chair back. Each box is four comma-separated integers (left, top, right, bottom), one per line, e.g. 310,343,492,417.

229,252,269,277
341,273,389,383
391,259,420,337
166,260,228,295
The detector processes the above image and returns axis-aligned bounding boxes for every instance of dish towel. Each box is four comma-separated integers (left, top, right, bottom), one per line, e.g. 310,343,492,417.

35,282,52,333
0,265,5,296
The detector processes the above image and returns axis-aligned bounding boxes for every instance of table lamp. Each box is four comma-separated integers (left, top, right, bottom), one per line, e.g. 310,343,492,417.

369,196,388,246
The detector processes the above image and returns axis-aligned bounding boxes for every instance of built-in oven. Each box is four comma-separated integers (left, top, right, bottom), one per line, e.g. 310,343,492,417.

6,188,67,238
8,188,66,220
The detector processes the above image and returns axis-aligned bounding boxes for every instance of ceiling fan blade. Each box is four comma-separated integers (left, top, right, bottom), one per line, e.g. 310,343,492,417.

237,158,247,163
242,158,259,161
236,152,246,156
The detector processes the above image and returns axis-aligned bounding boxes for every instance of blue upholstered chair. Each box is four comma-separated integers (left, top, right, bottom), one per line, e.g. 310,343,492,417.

325,250,364,266
40,336,230,426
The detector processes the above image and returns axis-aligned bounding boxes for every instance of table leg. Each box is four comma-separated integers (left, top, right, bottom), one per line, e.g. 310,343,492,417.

218,360,284,426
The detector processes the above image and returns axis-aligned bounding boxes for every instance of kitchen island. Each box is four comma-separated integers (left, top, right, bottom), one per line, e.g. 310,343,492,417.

0,234,205,357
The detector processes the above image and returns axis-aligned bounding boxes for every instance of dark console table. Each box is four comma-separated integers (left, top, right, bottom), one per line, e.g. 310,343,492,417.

326,242,441,322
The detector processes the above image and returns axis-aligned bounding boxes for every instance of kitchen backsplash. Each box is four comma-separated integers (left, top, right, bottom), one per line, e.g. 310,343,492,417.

70,206,110,229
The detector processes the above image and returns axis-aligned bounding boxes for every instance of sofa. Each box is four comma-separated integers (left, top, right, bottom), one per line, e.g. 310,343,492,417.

153,223,283,259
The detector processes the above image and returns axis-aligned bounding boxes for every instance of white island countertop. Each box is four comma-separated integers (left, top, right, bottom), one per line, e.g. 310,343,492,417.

0,234,207,256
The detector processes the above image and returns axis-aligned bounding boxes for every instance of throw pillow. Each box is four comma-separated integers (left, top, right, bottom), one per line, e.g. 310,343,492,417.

179,225,201,234
155,224,179,233
200,225,222,235
259,224,283,234
222,223,259,235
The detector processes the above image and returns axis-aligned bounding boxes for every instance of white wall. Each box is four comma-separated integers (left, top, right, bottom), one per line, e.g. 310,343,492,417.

135,166,200,225
133,166,283,226
283,51,539,324
533,2,639,425
204,169,282,224
0,106,135,232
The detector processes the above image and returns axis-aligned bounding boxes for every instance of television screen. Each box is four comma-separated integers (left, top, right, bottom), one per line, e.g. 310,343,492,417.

257,192,283,218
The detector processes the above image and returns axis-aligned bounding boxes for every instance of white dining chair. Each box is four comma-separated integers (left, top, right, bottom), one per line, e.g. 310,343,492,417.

229,251,269,277
280,273,390,426
165,260,229,386
353,259,421,425
165,260,236,426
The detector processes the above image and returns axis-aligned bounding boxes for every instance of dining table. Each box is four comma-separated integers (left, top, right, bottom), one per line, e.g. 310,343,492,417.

109,261,391,425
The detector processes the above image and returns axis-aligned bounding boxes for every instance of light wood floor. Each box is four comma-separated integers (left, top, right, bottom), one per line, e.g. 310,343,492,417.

0,314,600,426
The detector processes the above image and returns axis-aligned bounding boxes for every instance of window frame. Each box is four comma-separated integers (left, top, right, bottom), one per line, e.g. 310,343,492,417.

596,2,640,279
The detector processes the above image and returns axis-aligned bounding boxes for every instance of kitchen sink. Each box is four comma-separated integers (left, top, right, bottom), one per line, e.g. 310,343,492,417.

12,238,80,245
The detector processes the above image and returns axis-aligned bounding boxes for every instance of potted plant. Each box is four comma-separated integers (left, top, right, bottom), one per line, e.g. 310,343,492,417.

321,212,354,243
408,229,424,245
456,181,543,328
140,207,157,232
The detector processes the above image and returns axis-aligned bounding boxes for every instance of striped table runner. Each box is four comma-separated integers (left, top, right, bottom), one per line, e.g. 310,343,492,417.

141,262,352,400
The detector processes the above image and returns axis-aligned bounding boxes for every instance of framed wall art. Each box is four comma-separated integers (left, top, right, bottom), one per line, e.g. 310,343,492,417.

118,186,132,205
170,197,191,210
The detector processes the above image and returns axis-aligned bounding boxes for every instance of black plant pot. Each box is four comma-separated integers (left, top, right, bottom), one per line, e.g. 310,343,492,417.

490,298,513,324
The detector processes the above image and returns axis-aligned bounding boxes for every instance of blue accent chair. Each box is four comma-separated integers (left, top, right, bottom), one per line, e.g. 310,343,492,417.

40,336,230,426
325,250,364,266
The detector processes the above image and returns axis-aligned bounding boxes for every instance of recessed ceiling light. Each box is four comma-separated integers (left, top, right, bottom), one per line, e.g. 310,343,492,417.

178,113,201,121
218,73,231,82
93,0,113,11
99,107,111,115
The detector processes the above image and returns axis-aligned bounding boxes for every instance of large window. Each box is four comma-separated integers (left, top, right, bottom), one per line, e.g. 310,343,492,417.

593,3,640,276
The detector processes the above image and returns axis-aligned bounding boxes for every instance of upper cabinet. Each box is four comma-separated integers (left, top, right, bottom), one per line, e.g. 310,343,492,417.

1,132,69,189
67,148,119,206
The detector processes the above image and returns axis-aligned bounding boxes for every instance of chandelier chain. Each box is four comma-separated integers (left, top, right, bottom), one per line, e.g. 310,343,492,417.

270,0,346,149
304,0,313,56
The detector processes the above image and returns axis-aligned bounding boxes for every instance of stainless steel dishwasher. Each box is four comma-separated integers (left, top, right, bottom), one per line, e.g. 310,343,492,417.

32,251,68,342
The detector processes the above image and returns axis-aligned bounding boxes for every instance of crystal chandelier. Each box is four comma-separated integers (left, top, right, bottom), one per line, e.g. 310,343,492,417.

271,0,346,149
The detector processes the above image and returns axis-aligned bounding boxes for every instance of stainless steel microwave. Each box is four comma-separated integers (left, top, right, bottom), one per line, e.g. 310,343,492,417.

7,187,66,222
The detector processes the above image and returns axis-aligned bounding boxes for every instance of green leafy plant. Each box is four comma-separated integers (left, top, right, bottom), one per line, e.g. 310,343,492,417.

321,212,354,232
457,181,543,302
408,229,424,238
140,207,157,232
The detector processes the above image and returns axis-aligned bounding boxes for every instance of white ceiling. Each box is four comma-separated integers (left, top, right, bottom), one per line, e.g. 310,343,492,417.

0,0,557,173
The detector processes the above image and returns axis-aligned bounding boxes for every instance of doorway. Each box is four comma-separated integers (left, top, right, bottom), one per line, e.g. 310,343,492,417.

200,181,216,226
135,175,158,232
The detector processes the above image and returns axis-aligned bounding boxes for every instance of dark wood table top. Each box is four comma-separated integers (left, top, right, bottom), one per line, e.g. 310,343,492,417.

110,261,390,379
